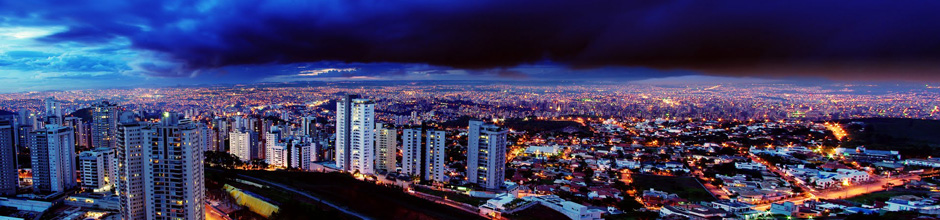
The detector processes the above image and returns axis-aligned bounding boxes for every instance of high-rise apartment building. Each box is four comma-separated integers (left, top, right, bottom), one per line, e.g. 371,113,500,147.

290,139,317,171
401,127,423,178
267,143,288,168
466,120,508,190
302,116,316,137
335,95,375,175
424,129,446,183
116,118,146,219
374,123,397,172
30,124,76,194
92,101,119,149
0,112,17,196
229,128,257,161
78,147,114,191
117,112,206,220
348,99,375,175
334,94,360,171
143,113,206,219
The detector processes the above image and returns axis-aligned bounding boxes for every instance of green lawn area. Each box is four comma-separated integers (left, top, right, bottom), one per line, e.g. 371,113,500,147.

837,118,940,157
846,189,930,204
413,186,488,206
214,168,486,220
205,168,352,220
632,174,715,202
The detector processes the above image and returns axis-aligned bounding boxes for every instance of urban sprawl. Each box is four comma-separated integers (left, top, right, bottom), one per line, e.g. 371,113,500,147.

0,82,939,220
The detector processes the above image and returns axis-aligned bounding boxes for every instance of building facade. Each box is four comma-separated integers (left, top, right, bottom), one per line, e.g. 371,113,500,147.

402,127,423,178
91,101,119,149
116,119,146,219
335,94,360,171
424,129,446,182
375,123,397,172
30,124,76,194
118,113,206,220
229,129,257,161
0,112,17,196
467,120,508,190
78,147,114,191
348,99,375,175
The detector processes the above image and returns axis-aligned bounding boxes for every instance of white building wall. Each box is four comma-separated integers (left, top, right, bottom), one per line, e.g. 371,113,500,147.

402,128,422,177
425,130,446,182
350,99,375,175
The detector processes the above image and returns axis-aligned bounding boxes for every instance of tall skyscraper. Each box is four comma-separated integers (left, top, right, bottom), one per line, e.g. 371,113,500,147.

229,128,257,161
401,127,423,178
43,97,62,119
17,109,31,128
290,139,317,171
116,118,146,219
143,113,206,220
0,111,17,196
117,112,206,220
200,125,212,153
466,120,508,190
63,116,83,147
334,94,360,171
302,116,316,137
264,126,282,163
349,99,375,175
374,123,397,172
267,142,289,168
424,129,446,183
92,101,119,149
78,147,114,191
212,117,229,151
30,124,76,194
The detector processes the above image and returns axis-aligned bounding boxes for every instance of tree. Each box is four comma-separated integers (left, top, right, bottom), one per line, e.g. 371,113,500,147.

616,198,643,212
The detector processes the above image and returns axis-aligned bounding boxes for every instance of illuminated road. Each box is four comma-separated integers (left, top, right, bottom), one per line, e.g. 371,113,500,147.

206,203,232,220
752,175,918,210
814,175,918,200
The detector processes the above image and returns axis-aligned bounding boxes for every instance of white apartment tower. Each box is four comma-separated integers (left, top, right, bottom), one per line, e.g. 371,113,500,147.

78,147,114,191
116,119,146,219
348,99,375,175
375,123,397,172
424,129,446,183
401,128,423,178
229,128,257,161
41,98,62,126
30,124,76,193
267,143,289,168
143,114,206,220
264,127,283,166
334,94,359,171
466,120,508,190
91,101,119,149
289,139,317,171
0,113,17,196
118,112,206,220
335,95,376,175
302,116,316,137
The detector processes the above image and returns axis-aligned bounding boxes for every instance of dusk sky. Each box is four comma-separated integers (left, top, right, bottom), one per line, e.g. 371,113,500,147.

2,0,940,92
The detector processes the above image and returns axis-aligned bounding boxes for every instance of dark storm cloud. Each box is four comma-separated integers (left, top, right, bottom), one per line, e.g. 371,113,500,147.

4,0,940,80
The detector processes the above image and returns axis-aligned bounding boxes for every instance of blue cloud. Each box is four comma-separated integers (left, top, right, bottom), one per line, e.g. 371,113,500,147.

0,0,939,83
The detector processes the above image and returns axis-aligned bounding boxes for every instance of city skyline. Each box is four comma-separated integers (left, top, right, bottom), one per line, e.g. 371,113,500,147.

2,1,940,220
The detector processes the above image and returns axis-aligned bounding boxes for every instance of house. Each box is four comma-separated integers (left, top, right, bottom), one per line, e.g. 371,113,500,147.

885,195,940,215
660,204,728,220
